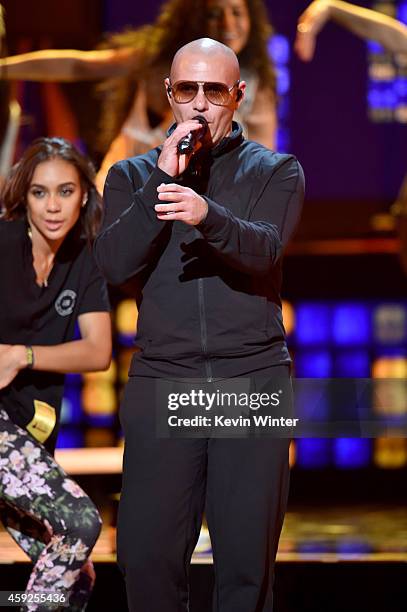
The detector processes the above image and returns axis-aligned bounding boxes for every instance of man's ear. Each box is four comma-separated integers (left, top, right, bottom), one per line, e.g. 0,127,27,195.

165,77,172,99
235,81,246,107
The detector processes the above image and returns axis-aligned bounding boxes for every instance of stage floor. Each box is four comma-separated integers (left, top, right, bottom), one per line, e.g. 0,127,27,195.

1,505,406,564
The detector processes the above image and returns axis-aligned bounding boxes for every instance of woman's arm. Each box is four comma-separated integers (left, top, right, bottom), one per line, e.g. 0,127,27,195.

95,132,139,194
244,86,277,150
295,0,407,61
95,110,173,193
1,46,137,82
0,311,112,389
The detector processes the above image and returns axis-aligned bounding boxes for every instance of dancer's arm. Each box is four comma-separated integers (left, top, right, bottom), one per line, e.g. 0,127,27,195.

295,0,407,61
0,312,112,389
1,46,137,81
245,87,277,150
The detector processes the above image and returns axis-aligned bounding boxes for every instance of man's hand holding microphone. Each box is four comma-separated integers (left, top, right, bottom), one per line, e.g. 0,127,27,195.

155,116,209,226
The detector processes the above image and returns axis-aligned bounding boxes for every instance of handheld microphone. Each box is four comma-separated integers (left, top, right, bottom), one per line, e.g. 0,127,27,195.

177,116,208,155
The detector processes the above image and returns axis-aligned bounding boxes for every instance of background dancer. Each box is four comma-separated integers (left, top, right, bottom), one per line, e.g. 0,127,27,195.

0,137,111,610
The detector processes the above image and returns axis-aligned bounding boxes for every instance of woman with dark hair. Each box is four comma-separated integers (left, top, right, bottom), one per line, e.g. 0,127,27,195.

0,137,111,610
1,0,278,190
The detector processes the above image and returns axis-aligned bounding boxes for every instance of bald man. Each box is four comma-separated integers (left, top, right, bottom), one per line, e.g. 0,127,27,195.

95,38,304,611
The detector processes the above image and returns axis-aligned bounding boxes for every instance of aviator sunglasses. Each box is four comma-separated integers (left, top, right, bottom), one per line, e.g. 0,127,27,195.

167,79,241,106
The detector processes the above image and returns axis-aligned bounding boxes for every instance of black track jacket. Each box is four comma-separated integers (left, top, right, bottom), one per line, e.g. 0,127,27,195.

94,123,305,379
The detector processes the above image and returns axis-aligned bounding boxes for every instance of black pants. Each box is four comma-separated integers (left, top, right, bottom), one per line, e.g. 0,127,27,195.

117,370,291,612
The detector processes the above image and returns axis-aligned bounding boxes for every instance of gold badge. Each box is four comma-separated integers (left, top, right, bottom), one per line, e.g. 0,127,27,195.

26,400,56,443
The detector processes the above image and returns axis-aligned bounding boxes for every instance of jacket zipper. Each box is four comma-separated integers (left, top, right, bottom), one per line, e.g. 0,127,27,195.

198,277,213,382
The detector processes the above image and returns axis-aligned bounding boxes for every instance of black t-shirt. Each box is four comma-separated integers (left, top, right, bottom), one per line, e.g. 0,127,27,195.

0,218,110,453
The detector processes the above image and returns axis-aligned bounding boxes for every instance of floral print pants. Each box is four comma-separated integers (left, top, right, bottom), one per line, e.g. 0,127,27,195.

0,408,102,611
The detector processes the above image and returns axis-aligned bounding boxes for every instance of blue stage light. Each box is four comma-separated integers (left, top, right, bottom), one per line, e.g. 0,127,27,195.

332,303,370,345
117,333,137,348
334,350,371,376
398,2,407,25
293,382,329,422
56,428,84,449
85,414,116,427
61,385,82,424
65,372,82,386
367,88,383,109
333,438,371,468
267,34,289,64
383,88,398,108
336,540,373,554
278,96,290,118
367,40,383,54
294,350,332,377
266,33,290,151
277,128,290,153
394,77,407,96
295,303,331,345
295,438,331,468
298,542,332,553
375,346,407,358
276,67,290,96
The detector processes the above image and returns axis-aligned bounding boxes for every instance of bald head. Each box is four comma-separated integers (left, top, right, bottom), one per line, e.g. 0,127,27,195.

170,38,240,82
166,37,245,147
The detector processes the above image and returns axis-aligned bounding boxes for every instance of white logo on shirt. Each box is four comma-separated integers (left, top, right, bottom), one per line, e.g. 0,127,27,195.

55,290,77,316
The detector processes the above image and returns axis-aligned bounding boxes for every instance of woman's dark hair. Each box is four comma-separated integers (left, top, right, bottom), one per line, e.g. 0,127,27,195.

1,137,103,241
98,0,276,152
